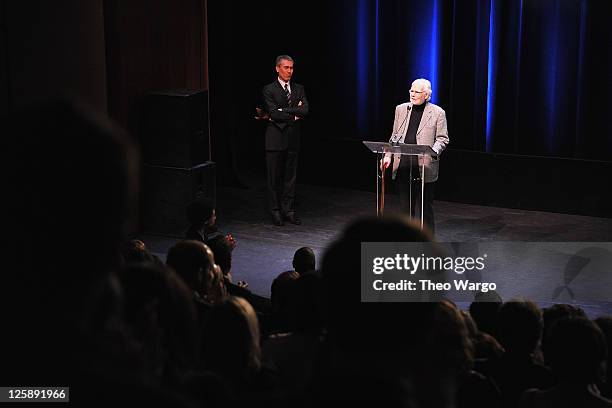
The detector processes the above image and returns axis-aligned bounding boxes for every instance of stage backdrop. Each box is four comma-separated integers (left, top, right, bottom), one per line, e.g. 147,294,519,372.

208,0,611,216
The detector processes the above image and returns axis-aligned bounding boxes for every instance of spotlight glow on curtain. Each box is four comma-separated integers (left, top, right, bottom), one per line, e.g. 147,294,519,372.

410,0,441,103
356,0,371,135
486,0,498,152
345,0,609,159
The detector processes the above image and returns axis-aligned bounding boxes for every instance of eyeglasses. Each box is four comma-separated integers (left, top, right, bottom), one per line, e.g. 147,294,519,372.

409,90,424,94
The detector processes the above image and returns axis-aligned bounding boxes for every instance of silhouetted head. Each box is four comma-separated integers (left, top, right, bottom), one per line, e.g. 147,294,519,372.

546,317,607,384
317,217,459,406
166,240,216,295
595,316,612,381
293,246,316,274
7,98,138,288
270,270,299,322
207,235,233,276
289,272,324,333
186,198,216,228
543,303,586,333
542,303,587,361
462,310,503,360
121,262,198,377
201,296,261,388
469,290,502,336
426,300,474,375
120,239,158,266
4,97,138,382
497,299,543,355
320,216,436,352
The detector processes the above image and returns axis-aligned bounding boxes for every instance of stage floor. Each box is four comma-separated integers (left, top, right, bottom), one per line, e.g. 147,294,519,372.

142,181,612,317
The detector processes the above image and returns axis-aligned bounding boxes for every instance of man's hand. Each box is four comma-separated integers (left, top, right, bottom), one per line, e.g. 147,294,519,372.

254,107,270,121
419,154,432,167
380,156,391,171
226,234,236,249
295,100,303,121
208,264,228,304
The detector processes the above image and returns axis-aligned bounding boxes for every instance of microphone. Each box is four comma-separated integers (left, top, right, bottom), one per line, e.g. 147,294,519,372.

390,103,411,143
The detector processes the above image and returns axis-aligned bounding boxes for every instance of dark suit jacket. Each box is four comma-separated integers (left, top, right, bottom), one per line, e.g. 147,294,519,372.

185,225,222,245
263,80,309,150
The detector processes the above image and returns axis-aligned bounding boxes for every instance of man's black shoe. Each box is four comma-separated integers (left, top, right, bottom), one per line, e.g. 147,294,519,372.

272,212,284,226
284,213,302,225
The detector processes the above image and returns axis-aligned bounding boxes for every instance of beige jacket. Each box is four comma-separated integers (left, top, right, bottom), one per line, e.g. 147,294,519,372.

385,102,449,183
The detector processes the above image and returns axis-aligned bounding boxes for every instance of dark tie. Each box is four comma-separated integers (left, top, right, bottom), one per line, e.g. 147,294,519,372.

284,83,291,104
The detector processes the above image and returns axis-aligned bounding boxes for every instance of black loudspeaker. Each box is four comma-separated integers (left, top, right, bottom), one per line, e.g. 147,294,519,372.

140,89,209,168
141,162,216,236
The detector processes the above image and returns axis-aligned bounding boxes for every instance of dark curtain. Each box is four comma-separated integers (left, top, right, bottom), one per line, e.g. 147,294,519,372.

332,0,611,159
209,0,611,172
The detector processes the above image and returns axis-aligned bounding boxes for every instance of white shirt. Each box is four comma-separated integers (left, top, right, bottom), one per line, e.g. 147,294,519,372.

277,78,291,94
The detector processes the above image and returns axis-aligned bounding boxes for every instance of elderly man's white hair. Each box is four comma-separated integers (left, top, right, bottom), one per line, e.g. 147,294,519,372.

412,78,432,101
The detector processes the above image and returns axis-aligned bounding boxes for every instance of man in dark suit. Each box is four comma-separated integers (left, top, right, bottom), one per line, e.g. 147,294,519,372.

262,55,309,226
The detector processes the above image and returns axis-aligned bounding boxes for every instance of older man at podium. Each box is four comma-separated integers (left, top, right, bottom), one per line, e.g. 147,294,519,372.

381,78,449,234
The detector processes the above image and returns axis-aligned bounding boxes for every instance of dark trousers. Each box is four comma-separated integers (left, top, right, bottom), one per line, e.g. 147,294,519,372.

266,149,298,215
397,159,436,235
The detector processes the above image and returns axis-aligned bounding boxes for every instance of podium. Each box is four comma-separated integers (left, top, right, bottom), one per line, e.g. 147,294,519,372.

363,141,437,229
